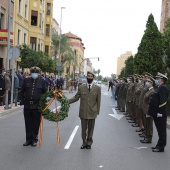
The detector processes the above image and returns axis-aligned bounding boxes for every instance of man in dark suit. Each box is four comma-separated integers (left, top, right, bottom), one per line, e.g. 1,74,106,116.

148,72,169,152
20,66,47,147
69,71,101,149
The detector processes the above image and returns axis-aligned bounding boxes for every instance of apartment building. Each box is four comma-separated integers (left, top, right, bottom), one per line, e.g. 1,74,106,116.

160,0,170,33
0,0,14,69
116,51,132,76
65,32,85,77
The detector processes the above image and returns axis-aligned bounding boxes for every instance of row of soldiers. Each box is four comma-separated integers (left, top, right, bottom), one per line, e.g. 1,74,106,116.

114,72,169,152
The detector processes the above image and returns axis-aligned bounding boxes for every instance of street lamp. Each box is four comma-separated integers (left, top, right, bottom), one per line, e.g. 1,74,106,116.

73,36,77,80
57,7,65,77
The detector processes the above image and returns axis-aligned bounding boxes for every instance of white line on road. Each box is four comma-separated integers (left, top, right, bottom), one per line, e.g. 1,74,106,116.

108,108,124,120
133,146,148,150
64,125,79,149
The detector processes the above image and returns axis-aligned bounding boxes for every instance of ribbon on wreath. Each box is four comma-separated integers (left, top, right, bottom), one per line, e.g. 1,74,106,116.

38,90,63,148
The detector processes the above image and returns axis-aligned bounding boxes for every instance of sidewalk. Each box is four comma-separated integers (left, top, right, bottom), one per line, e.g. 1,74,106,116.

0,104,21,117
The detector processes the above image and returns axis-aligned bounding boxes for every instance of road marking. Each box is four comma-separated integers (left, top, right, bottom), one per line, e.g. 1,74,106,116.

133,146,148,150
103,92,108,95
64,125,79,149
109,108,124,120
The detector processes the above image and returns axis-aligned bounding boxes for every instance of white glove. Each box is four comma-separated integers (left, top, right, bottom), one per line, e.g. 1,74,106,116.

20,105,24,109
146,114,150,118
157,113,162,117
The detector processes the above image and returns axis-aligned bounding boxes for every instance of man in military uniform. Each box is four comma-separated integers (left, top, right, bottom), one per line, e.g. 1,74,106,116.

20,66,47,147
69,71,101,149
140,76,155,143
148,72,169,152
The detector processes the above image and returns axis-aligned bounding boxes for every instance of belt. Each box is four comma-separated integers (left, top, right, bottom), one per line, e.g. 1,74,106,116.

26,101,39,104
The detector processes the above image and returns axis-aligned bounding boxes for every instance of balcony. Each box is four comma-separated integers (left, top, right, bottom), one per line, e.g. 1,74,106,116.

0,29,13,45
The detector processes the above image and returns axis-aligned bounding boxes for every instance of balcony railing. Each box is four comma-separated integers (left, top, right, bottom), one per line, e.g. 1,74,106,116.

0,29,13,45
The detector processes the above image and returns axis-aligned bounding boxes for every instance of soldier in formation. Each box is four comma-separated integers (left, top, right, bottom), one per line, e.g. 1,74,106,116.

115,72,169,152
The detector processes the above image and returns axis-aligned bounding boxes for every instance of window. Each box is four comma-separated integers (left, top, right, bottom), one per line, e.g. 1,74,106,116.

24,33,27,44
45,45,49,54
25,4,28,19
31,10,38,26
17,29,21,45
46,24,50,36
19,0,22,14
30,37,37,51
47,3,51,15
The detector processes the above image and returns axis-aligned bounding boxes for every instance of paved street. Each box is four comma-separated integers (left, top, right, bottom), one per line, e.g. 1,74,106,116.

0,84,170,170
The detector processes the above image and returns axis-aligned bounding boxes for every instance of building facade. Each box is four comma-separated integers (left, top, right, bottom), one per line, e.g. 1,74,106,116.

0,0,14,69
160,0,170,33
65,32,85,78
116,51,132,76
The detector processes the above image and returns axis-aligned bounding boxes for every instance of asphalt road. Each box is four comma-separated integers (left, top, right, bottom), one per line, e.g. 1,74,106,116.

0,84,170,170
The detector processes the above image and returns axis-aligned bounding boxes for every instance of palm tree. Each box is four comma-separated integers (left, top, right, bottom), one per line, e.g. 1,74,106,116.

52,33,72,59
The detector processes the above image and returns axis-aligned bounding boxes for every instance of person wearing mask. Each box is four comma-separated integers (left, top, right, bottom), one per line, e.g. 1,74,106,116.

19,66,47,147
69,71,101,149
148,72,169,152
140,76,155,144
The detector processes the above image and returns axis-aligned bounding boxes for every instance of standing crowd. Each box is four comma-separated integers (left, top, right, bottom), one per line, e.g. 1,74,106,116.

108,72,169,152
0,68,65,107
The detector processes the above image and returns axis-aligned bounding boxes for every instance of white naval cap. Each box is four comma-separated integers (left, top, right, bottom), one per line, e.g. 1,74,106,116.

155,72,168,80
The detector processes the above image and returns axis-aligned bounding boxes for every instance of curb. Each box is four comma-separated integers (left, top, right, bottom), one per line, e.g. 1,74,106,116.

0,107,22,117
167,123,170,130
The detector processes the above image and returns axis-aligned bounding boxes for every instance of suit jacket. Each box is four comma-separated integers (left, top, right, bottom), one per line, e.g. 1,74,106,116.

148,84,169,117
20,77,47,109
69,83,101,119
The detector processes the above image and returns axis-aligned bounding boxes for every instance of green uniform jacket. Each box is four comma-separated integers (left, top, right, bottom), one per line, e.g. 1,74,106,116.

69,84,101,119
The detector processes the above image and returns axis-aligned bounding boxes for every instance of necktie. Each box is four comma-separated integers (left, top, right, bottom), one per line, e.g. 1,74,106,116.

88,84,91,92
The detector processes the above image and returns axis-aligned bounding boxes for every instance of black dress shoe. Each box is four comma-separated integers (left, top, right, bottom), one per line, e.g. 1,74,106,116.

31,142,37,147
115,108,120,110
136,128,144,132
128,121,136,123
80,145,87,149
132,124,139,127
151,146,157,149
86,145,91,149
140,139,151,143
152,147,164,152
119,110,125,112
139,134,146,138
23,141,32,146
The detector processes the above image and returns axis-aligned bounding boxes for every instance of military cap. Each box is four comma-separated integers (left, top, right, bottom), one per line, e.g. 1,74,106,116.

155,72,168,80
87,71,95,77
30,66,41,73
145,72,152,77
146,76,155,83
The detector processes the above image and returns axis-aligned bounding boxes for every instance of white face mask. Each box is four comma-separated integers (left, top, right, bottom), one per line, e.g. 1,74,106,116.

31,73,39,79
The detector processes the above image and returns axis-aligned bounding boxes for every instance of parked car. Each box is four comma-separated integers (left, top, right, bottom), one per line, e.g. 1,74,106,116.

97,80,102,84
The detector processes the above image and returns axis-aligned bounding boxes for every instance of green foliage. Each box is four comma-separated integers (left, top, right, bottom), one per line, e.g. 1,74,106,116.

19,45,57,73
124,55,134,77
119,68,125,78
134,14,165,76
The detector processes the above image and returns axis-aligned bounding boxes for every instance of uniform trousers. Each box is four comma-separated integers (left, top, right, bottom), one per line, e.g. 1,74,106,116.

142,110,146,130
153,116,167,148
121,98,126,111
24,109,41,142
81,118,95,146
145,116,153,141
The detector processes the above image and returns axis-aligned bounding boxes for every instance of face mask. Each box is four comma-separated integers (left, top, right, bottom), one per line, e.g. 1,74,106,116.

145,81,150,87
31,73,39,79
138,80,141,84
155,80,159,85
87,78,93,84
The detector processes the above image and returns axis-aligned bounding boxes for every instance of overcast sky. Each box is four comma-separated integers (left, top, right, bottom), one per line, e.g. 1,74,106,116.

53,0,162,77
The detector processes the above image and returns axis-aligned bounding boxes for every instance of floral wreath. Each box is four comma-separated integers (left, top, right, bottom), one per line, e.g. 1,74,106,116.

39,90,70,122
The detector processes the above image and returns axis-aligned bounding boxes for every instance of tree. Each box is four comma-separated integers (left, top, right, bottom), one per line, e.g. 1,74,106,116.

124,55,134,77
134,14,165,75
118,67,125,78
